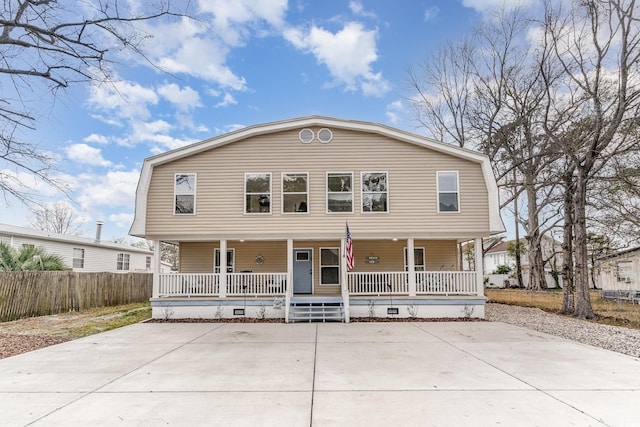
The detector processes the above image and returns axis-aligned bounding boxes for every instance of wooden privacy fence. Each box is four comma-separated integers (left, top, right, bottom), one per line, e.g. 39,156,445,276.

0,272,152,322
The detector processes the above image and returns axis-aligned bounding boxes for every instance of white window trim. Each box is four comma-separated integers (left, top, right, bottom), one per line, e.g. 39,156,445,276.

173,173,197,215
319,247,340,285
282,172,309,215
214,248,236,273
437,171,460,213
117,253,130,271
326,171,354,214
404,247,426,271
73,247,85,269
360,171,389,214
244,172,272,215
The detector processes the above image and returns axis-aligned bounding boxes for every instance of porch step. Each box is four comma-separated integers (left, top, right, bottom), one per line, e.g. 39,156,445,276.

289,297,344,323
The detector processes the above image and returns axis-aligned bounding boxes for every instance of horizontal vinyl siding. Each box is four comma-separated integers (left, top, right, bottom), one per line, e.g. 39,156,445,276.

179,240,459,295
146,127,490,239
2,236,151,273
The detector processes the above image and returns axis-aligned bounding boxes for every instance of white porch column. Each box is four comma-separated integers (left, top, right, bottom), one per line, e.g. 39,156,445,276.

152,240,161,299
474,237,484,297
407,238,416,296
219,239,227,298
285,239,293,323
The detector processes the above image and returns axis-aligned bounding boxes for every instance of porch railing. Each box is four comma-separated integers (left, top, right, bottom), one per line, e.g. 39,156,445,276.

158,272,287,297
348,272,409,295
348,271,478,296
416,271,477,295
158,273,219,297
227,272,288,296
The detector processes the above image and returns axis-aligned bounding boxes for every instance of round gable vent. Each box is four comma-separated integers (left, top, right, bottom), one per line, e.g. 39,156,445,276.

299,128,314,143
318,128,333,143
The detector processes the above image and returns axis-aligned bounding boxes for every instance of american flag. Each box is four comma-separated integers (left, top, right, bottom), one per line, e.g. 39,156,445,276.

345,222,354,271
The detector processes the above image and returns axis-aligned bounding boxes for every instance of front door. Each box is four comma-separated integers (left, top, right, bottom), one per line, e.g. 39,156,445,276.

293,249,313,294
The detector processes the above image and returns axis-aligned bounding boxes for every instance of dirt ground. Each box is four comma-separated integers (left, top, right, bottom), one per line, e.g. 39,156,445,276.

0,310,140,359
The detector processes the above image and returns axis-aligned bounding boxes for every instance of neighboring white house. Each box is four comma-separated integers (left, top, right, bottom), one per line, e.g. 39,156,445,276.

463,237,562,288
597,247,640,300
0,222,170,273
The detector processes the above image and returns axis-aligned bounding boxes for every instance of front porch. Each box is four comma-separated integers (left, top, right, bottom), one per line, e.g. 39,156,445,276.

152,268,485,322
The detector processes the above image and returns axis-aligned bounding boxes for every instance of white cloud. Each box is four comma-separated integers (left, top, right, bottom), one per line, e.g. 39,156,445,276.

66,144,113,167
385,100,405,126
158,83,201,111
424,6,440,22
83,134,109,144
88,79,159,122
77,170,141,210
108,212,135,230
215,93,238,108
349,1,377,19
198,0,288,45
284,22,390,97
462,0,537,13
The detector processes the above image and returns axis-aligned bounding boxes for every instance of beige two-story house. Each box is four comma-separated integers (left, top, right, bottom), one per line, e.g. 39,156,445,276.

130,116,504,322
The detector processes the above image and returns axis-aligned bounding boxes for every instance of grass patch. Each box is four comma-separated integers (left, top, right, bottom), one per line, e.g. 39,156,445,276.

63,303,152,339
486,289,640,330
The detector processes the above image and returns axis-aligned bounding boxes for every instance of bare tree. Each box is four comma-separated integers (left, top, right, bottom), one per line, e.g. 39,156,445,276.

408,6,560,292
29,202,83,235
543,0,640,318
0,0,190,207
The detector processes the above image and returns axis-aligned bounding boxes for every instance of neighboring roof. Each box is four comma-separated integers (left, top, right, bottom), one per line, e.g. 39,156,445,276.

129,116,505,237
597,246,640,261
0,223,153,255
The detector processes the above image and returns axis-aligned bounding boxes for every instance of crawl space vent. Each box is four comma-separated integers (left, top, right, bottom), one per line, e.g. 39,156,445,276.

318,128,333,143
299,128,314,143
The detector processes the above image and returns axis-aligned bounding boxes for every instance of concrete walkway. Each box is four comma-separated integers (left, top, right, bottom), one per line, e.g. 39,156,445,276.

0,321,638,426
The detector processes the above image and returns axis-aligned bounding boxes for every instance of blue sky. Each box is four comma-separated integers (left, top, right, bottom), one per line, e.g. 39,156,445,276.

1,0,525,241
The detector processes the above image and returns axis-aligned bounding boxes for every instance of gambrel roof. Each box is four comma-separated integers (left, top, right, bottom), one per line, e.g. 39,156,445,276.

129,116,505,237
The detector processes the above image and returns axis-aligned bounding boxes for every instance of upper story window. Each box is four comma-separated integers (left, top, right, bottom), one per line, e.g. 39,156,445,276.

174,173,196,215
362,172,388,213
437,171,459,213
73,248,85,269
282,173,308,213
327,172,353,213
245,173,271,214
117,253,130,271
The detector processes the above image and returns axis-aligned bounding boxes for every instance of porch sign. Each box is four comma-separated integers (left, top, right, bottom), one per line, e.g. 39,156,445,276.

345,222,354,271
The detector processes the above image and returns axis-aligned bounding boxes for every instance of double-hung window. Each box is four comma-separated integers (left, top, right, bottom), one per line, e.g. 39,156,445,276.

437,171,459,212
282,173,308,213
73,248,85,269
245,173,271,213
174,173,196,214
117,253,130,271
327,172,353,213
320,248,340,285
617,261,632,282
362,172,388,212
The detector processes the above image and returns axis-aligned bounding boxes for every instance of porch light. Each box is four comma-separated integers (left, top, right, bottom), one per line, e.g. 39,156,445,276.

392,238,398,241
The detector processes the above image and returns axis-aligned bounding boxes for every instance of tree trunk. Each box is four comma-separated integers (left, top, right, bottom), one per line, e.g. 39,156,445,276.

560,168,575,314
514,194,524,288
525,180,546,291
573,170,595,318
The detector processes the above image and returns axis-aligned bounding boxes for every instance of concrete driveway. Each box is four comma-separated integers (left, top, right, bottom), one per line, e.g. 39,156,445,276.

0,321,638,426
